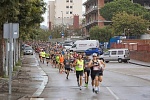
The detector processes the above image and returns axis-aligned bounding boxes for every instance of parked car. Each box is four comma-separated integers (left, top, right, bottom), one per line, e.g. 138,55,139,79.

85,48,103,55
23,47,33,55
99,48,130,63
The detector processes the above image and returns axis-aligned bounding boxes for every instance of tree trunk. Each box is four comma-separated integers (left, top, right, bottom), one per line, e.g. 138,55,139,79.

0,29,4,76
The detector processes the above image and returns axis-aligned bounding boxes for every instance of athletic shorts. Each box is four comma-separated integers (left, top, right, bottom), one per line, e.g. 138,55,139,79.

46,58,50,60
76,70,83,79
84,69,90,76
92,69,103,79
65,67,71,71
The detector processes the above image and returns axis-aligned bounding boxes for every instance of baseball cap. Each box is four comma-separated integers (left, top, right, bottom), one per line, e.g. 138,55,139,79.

92,53,97,57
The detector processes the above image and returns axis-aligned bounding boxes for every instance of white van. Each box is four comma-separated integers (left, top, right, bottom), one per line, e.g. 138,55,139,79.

99,48,130,63
70,40,99,52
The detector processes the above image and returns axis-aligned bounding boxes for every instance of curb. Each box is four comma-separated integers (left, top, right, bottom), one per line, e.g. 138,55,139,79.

19,54,48,100
129,61,150,67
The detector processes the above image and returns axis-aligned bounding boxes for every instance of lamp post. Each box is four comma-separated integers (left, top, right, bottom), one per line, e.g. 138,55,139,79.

61,11,64,42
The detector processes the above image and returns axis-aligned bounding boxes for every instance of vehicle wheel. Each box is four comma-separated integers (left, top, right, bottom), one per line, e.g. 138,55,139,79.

118,58,122,63
105,61,109,63
124,60,128,63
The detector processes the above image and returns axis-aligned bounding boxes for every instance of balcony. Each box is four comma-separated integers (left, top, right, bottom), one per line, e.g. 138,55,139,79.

83,20,112,27
144,4,150,9
83,6,98,16
83,0,97,5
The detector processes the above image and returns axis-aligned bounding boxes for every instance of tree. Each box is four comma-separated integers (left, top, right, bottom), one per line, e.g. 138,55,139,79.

18,0,46,40
100,0,150,21
112,12,149,38
89,26,112,42
0,0,46,76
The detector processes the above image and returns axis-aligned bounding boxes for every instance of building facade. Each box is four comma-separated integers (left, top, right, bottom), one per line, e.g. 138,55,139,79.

48,0,82,30
83,0,150,34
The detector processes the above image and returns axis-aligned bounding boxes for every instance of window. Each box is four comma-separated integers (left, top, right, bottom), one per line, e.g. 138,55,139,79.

70,11,72,14
111,51,117,55
118,51,123,55
70,0,73,3
70,6,73,8
72,44,76,48
66,0,69,2
66,11,69,14
66,6,69,8
104,51,110,55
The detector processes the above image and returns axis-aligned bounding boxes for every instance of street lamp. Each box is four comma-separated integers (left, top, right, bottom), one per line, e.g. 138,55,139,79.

61,11,64,42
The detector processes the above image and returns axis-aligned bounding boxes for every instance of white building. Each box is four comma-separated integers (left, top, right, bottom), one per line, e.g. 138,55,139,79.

47,0,83,29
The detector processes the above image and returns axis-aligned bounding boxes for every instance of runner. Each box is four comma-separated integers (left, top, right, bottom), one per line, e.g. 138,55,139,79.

88,53,106,94
64,56,71,79
45,52,50,66
55,52,60,68
59,54,64,73
73,54,84,90
84,55,90,87
39,49,43,62
41,50,46,64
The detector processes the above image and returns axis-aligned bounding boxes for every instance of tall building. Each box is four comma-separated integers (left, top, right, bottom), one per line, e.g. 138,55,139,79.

48,0,83,30
83,0,150,34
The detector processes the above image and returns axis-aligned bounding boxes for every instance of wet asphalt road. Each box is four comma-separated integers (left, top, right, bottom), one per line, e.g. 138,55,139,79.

33,54,150,100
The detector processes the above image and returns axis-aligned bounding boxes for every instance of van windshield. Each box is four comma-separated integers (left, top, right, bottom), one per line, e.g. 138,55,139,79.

104,51,109,55
72,44,76,48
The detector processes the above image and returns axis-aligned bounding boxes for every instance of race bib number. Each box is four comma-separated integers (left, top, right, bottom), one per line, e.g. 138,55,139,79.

85,65,88,67
79,65,82,68
93,66,100,70
66,62,69,65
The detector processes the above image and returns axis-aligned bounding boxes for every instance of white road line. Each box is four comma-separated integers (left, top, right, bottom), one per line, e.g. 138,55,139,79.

106,87,119,100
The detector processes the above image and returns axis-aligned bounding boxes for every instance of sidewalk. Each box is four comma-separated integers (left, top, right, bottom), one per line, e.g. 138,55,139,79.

0,54,48,100
129,59,150,67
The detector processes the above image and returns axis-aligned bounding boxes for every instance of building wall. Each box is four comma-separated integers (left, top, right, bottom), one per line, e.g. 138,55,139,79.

48,1,55,29
48,0,82,28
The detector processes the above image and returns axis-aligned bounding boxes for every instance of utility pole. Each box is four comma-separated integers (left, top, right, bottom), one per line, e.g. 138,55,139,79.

61,11,64,42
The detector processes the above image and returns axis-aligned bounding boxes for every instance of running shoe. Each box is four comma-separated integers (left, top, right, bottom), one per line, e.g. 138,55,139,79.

95,87,99,94
77,82,80,87
92,88,95,93
66,76,68,79
79,86,82,90
84,83,88,87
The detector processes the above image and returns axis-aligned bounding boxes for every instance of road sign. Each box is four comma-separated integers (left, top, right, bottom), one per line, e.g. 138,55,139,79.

61,33,64,36
3,23,19,39
49,35,52,39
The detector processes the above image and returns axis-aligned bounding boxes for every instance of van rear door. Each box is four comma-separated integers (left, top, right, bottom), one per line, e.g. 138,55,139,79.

125,50,130,59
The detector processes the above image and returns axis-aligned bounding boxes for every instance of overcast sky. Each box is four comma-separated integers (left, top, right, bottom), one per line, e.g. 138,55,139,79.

41,0,86,26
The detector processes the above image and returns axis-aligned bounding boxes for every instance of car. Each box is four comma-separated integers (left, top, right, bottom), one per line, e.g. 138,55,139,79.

23,47,33,55
99,48,130,63
84,48,103,55
63,43,73,51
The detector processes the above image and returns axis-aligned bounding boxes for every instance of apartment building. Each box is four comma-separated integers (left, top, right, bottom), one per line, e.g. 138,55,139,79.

48,0,83,30
83,0,150,34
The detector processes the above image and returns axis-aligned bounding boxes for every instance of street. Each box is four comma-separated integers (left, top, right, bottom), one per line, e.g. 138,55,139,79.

29,54,150,100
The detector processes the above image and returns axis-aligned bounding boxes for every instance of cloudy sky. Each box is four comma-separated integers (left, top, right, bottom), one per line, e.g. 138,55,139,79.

41,0,86,26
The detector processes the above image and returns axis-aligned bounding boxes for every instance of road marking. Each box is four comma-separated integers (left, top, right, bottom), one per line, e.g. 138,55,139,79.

106,87,119,100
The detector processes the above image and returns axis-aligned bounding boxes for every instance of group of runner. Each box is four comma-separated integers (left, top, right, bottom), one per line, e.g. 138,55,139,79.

37,43,106,94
